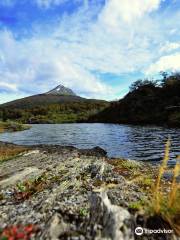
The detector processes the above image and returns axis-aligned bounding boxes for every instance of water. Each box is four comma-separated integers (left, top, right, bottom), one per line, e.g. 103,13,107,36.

0,123,179,164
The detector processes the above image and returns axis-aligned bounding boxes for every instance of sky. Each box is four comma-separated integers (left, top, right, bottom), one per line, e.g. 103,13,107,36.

0,0,180,103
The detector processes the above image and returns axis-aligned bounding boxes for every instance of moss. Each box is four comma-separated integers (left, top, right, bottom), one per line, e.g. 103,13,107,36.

120,160,140,170
133,175,153,189
14,174,48,202
79,207,89,217
143,177,153,186
108,159,142,180
129,199,146,210
93,179,104,187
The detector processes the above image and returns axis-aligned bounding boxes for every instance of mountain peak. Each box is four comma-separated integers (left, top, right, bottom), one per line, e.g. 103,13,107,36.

46,84,76,96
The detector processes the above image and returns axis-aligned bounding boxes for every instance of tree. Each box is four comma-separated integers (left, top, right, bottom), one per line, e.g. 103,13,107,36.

160,72,180,87
129,80,144,92
160,71,169,86
129,79,157,92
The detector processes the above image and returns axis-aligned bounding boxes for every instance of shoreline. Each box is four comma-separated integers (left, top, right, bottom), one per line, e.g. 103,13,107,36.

0,142,179,239
0,121,31,133
1,120,180,130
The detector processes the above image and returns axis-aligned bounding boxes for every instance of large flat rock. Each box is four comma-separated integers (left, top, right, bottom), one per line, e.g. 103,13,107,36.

0,167,43,187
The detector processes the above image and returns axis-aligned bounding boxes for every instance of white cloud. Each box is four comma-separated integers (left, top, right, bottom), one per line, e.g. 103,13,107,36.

0,0,180,103
99,0,161,25
146,53,180,74
50,1,162,76
0,82,17,91
160,41,180,53
0,29,113,100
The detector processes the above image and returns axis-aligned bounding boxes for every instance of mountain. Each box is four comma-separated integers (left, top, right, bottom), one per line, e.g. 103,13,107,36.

88,73,180,127
0,85,109,123
0,85,107,109
1,85,83,109
46,84,76,96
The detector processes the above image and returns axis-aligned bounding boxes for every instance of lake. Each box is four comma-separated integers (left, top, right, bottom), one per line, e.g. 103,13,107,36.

0,123,179,164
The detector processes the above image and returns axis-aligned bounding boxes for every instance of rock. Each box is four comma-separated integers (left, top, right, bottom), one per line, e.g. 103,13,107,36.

0,167,43,187
89,190,134,240
1,143,177,240
49,214,70,240
88,162,105,179
23,150,40,156
92,147,107,157
80,146,107,157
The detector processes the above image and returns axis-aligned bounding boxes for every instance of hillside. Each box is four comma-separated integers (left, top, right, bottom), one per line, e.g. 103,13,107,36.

1,94,89,109
88,73,180,127
0,85,109,123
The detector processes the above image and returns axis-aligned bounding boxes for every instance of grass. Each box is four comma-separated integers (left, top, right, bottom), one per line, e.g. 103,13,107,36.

107,158,154,187
129,175,153,189
0,145,28,163
0,121,31,133
108,140,180,235
153,139,171,213
0,121,30,163
168,157,180,207
149,139,180,235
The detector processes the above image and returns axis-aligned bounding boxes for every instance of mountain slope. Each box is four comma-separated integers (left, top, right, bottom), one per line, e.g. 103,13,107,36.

1,94,86,109
0,85,109,123
1,84,106,109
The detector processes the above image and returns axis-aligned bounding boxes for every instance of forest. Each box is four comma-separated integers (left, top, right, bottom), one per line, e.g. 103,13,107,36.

0,101,109,123
88,72,180,127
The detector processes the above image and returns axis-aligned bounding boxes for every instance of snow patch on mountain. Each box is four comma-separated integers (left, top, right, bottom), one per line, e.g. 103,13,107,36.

46,85,76,96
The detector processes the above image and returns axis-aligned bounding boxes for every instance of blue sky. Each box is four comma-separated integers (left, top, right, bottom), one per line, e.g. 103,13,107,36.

0,0,180,103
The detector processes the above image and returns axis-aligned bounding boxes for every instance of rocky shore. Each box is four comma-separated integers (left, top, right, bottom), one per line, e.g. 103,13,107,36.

0,142,179,240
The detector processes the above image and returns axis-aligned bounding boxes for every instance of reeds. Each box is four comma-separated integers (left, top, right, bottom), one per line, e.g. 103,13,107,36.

153,138,171,213
168,156,180,207
151,138,180,235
